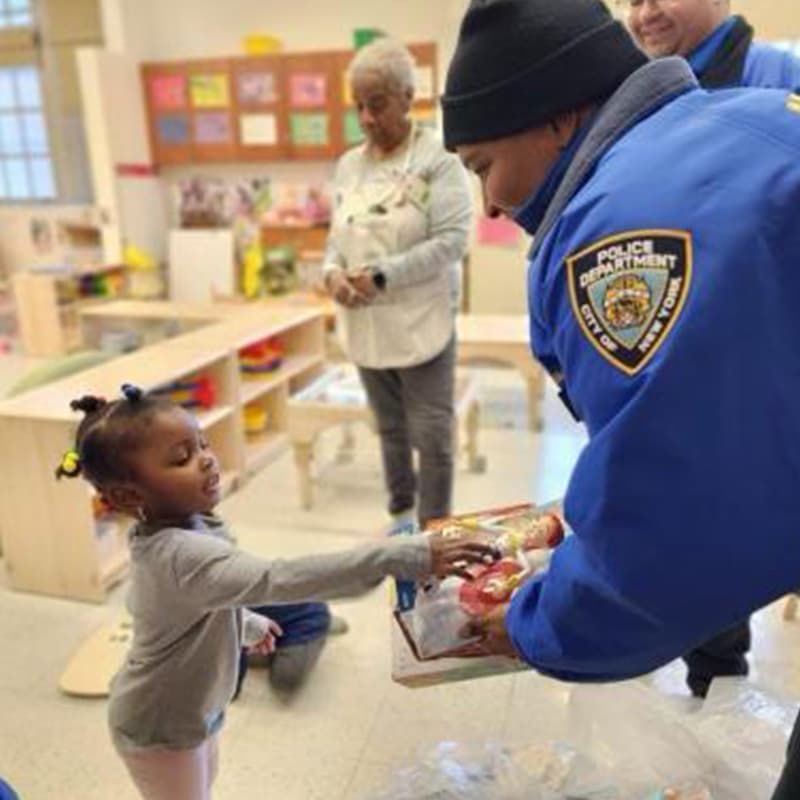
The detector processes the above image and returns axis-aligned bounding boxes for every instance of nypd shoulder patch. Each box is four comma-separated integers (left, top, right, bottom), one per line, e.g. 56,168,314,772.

565,229,692,376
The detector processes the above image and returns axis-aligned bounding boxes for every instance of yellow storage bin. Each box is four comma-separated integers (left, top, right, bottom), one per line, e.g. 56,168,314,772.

243,34,282,55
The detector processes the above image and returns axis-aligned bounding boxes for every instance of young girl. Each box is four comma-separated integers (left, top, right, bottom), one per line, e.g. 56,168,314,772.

56,384,492,800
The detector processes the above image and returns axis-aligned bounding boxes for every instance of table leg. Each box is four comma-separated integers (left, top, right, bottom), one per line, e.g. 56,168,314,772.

336,422,356,464
466,400,486,473
525,369,545,432
293,440,315,510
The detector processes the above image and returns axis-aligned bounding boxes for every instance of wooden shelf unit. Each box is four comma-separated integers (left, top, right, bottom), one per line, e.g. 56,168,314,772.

0,305,325,603
13,265,129,356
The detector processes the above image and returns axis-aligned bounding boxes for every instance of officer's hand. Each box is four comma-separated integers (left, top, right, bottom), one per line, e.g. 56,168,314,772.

451,605,519,658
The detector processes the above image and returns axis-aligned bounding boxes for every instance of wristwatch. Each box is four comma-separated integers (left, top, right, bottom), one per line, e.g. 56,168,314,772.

371,268,387,291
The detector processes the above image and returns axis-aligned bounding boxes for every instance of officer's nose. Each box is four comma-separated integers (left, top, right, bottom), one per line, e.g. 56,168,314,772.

481,181,501,219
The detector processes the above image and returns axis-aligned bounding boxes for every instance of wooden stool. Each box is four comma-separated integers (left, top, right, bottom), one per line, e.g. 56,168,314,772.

288,367,485,510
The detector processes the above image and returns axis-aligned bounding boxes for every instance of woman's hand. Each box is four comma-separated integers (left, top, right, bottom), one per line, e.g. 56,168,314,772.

325,268,371,308
427,530,498,580
248,617,283,656
348,269,379,302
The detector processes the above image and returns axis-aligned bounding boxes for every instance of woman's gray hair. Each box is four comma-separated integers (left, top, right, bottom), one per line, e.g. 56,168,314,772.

348,38,416,97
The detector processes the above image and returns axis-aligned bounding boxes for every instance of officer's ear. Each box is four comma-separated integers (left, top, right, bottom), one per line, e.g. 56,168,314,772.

549,112,581,152
549,107,595,152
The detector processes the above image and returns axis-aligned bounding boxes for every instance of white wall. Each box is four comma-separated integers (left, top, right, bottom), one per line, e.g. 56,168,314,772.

114,0,468,65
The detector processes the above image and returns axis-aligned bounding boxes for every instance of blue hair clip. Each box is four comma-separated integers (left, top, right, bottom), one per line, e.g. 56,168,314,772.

121,383,143,402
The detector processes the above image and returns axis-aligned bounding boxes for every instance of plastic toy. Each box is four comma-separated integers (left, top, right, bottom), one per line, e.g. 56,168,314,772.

242,402,269,436
262,245,296,295
395,504,566,661
241,241,263,299
154,374,216,409
239,337,284,374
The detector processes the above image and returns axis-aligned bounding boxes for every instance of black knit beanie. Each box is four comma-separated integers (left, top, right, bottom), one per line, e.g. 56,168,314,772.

442,0,649,150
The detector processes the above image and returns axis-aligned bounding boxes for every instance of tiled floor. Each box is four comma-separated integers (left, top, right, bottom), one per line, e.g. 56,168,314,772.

0,358,798,799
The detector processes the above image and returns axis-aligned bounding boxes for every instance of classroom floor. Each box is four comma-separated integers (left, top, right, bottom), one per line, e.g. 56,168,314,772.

0,358,798,799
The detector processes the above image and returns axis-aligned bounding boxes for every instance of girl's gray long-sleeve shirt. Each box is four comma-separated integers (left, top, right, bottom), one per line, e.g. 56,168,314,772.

109,515,431,751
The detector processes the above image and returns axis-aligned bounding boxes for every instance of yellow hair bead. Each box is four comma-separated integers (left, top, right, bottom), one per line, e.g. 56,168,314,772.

61,449,80,475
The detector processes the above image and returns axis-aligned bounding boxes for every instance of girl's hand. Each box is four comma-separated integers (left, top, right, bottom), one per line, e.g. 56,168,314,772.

248,617,283,656
427,530,499,580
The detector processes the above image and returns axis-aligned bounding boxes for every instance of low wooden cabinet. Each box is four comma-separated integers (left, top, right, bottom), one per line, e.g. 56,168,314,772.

0,305,325,603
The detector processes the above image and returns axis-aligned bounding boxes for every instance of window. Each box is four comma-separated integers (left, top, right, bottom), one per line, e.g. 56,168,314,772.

0,65,54,199
0,0,33,29
0,2,55,200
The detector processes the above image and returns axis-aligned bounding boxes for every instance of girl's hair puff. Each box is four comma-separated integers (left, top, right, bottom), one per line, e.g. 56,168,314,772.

55,385,174,487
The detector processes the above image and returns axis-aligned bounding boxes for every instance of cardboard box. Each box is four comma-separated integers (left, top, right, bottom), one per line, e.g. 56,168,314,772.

391,501,564,688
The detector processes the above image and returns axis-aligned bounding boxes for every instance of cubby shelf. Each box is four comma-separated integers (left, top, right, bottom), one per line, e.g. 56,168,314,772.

240,353,323,405
0,304,325,603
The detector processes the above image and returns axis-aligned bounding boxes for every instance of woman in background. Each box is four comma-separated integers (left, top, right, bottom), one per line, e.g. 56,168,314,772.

323,37,473,530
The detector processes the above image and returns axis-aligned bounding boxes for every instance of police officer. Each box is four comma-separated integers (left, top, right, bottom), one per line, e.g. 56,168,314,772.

623,0,800,89
623,0,800,700
441,1,800,797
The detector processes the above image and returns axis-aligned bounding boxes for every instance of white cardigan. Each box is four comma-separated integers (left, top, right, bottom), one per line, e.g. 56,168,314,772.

323,126,472,369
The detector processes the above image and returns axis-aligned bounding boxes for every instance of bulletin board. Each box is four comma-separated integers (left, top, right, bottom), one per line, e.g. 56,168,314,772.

232,54,286,160
142,42,438,166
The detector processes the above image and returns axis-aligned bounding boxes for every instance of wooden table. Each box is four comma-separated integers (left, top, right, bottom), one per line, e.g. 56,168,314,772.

287,365,485,510
456,314,544,431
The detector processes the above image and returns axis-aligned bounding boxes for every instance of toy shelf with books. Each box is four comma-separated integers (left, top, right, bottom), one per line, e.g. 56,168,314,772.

0,305,325,603
238,328,325,406
13,263,129,356
151,354,239,432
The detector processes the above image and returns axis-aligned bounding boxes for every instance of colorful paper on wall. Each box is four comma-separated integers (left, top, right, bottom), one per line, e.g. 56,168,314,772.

342,73,353,106
289,112,328,146
157,115,190,145
476,215,521,248
238,72,277,105
195,112,231,145
150,75,187,110
414,65,435,101
190,74,230,108
290,73,327,107
240,113,278,146
342,109,363,145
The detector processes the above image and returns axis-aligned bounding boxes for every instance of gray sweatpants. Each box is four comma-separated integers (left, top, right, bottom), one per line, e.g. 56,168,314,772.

358,336,456,527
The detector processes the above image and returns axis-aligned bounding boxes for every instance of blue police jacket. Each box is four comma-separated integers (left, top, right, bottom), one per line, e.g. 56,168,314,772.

687,15,800,90
744,42,800,89
505,58,800,681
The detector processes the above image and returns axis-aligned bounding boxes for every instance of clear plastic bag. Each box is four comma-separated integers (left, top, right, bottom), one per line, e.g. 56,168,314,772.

566,679,793,799
364,680,794,800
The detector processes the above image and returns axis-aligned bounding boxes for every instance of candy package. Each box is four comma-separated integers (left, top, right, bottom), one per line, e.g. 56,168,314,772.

393,503,565,662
